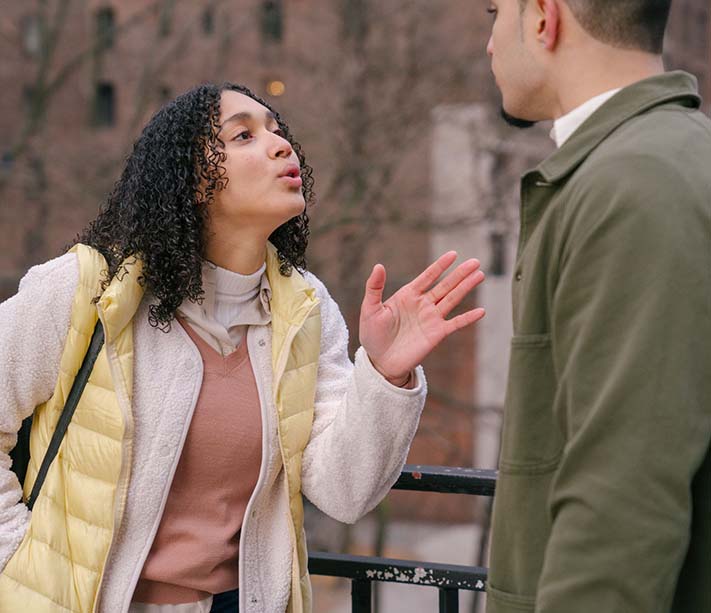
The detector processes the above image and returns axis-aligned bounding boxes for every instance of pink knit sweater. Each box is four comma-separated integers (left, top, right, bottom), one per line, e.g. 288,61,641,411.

132,321,262,604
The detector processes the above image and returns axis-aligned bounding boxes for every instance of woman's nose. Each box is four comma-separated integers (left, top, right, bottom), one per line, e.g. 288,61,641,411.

271,133,293,159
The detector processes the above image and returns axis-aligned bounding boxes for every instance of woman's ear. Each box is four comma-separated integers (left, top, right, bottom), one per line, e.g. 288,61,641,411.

535,0,560,51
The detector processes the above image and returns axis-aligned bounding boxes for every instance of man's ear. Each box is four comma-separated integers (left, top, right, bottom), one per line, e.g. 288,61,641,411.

535,0,560,51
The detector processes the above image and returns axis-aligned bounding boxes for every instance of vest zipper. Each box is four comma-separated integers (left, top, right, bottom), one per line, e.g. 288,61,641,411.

93,312,135,613
272,301,319,613
273,303,318,386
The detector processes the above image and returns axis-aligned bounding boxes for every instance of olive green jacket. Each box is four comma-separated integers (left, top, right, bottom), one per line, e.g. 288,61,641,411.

487,72,711,613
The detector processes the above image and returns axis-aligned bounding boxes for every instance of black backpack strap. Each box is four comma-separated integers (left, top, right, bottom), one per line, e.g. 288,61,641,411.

26,320,105,511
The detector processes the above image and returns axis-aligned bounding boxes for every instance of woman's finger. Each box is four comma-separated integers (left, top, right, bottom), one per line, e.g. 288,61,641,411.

436,270,485,317
428,259,481,304
410,251,458,293
443,307,487,335
362,263,387,309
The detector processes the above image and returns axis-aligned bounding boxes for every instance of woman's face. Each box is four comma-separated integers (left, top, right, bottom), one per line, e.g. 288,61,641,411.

209,90,305,237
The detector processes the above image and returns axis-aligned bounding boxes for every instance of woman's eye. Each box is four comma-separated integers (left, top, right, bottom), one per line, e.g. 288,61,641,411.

273,128,286,138
487,7,497,17
234,130,251,141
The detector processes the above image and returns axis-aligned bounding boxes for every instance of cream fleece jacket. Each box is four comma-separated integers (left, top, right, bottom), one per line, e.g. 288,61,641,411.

0,252,427,613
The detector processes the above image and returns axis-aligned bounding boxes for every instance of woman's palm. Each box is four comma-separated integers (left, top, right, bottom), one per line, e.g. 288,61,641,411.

359,252,486,383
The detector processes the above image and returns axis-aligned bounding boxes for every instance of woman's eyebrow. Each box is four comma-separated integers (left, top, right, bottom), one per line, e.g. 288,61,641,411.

223,110,277,127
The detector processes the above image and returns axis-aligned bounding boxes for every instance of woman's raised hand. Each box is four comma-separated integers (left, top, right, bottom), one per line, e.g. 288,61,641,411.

359,251,486,386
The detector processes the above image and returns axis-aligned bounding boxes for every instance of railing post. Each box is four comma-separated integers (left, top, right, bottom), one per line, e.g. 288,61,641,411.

351,579,372,613
439,587,459,612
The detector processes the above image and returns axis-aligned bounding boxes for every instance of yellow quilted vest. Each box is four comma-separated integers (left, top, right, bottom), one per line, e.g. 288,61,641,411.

0,243,321,613
265,243,321,613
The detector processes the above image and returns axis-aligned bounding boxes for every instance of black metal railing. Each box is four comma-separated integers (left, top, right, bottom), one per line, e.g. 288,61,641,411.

308,464,498,613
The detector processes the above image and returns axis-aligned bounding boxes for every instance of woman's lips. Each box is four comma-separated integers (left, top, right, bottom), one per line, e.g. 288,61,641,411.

278,163,302,188
280,175,303,188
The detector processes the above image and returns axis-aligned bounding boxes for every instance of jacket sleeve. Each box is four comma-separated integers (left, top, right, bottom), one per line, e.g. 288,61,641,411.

537,154,711,612
300,274,427,524
0,253,78,572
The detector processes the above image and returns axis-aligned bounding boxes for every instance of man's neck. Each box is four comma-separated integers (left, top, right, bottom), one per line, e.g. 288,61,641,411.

551,53,665,119
551,88,622,148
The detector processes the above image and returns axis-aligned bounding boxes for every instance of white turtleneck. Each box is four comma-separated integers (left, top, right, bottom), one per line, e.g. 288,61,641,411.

550,88,621,148
177,262,272,356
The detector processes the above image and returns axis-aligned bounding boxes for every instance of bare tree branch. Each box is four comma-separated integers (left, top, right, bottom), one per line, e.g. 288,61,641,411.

2,0,163,175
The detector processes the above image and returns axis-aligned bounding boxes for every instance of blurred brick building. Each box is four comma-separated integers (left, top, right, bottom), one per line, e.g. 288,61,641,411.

0,0,709,531
0,0,494,524
666,0,711,111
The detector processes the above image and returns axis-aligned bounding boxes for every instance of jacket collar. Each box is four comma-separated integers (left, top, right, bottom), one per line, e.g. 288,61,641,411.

536,71,701,184
264,242,318,326
97,254,145,342
76,243,316,343
69,244,145,343
264,242,320,388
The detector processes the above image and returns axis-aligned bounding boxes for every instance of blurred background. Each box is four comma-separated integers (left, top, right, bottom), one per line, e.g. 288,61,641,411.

0,1,708,611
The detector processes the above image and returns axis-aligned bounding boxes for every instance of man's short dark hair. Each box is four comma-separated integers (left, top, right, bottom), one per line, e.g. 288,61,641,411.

522,0,673,54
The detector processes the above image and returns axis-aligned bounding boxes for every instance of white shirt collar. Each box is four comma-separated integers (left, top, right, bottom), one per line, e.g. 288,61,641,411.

212,262,272,316
189,261,272,322
176,261,272,355
550,88,622,148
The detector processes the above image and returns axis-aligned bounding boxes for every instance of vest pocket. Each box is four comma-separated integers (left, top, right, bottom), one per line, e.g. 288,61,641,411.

499,334,563,471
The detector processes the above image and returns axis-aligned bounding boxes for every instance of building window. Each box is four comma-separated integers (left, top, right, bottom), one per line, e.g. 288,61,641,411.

1,151,14,173
489,232,507,277
22,84,36,108
93,82,115,127
159,0,175,37
261,0,283,43
96,7,115,50
342,0,366,40
158,85,172,104
697,8,709,48
202,7,215,34
20,14,42,57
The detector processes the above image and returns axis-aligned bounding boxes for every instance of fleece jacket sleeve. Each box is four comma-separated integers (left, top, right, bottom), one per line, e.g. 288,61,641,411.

0,252,78,572
300,273,426,524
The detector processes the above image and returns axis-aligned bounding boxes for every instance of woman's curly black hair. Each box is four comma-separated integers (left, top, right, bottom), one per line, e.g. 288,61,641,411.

75,82,314,330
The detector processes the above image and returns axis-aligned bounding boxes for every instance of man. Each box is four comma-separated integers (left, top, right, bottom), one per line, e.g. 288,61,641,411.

484,1,710,612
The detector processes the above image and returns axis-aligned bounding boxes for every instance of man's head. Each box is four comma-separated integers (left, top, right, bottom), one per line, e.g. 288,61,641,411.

486,0,672,124
562,0,672,55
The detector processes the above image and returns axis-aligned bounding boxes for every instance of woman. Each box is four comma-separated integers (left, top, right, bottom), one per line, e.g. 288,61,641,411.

0,83,485,613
